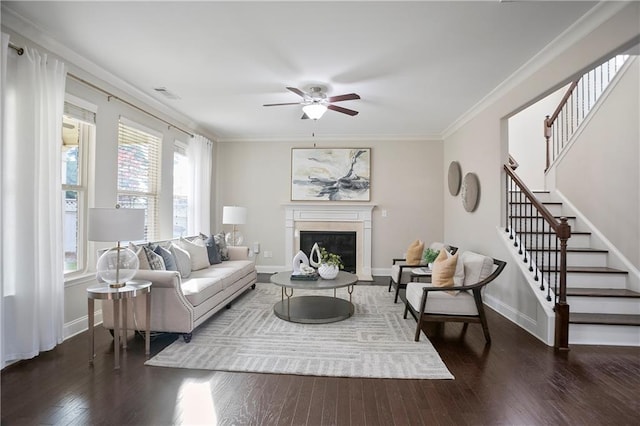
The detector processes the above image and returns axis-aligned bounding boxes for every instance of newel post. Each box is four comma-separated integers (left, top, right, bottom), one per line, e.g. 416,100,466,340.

544,115,551,172
554,217,571,351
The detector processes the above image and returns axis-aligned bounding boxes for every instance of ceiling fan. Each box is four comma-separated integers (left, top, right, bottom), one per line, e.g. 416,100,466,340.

263,86,360,120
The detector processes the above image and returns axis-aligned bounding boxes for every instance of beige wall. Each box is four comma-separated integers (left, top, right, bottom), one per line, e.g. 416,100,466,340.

443,2,640,342
215,139,444,273
556,58,640,268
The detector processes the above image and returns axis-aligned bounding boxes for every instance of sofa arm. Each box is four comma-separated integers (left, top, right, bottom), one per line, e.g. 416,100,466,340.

228,246,250,260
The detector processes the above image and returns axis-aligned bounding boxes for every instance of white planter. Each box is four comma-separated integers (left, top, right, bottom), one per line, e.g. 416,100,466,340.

318,263,339,279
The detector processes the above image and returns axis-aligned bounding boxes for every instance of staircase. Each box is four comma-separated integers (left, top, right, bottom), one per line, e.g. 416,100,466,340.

509,190,640,347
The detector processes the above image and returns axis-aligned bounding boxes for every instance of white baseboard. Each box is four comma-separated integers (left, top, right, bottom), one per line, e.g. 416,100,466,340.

64,311,102,341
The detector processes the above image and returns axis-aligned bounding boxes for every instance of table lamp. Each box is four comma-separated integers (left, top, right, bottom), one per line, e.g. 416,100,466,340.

89,206,145,288
222,206,247,246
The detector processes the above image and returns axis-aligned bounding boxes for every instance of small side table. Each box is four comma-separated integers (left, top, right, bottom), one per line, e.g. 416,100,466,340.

410,267,432,283
87,280,151,369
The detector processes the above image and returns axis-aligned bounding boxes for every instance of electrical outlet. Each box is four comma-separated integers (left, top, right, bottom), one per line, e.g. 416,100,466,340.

381,209,388,217
264,251,272,258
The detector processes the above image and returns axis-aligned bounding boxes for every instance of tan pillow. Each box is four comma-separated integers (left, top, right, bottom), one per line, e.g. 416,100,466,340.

406,240,424,264
432,248,458,288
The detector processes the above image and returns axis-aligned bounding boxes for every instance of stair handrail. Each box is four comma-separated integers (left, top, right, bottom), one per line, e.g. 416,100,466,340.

504,164,572,350
543,55,629,172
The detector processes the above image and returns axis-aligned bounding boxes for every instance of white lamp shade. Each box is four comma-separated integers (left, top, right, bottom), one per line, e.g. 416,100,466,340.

222,206,247,225
302,104,327,120
88,208,145,242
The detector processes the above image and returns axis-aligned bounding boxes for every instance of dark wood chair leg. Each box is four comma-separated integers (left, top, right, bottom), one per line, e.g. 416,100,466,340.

394,285,401,303
388,278,393,292
473,289,491,344
403,301,409,319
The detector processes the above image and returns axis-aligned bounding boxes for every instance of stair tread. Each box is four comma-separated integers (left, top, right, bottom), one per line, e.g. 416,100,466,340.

527,247,607,253
515,230,591,235
540,266,627,274
570,312,640,326
567,288,640,298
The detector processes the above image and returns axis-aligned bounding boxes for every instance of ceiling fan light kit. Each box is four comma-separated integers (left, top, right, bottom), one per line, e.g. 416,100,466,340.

302,103,327,120
264,86,360,120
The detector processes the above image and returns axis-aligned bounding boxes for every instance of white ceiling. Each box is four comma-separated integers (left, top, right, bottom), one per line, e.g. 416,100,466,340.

3,1,598,142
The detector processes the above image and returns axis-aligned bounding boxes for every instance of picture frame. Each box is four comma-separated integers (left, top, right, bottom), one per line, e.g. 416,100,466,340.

291,148,371,201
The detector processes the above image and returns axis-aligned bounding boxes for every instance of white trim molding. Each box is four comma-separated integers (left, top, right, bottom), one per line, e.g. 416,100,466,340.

283,204,375,281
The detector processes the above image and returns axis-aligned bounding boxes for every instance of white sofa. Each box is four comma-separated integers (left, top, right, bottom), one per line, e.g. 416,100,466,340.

102,243,257,342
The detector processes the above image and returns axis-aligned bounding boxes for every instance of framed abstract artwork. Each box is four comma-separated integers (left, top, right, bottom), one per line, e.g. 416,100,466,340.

291,148,371,201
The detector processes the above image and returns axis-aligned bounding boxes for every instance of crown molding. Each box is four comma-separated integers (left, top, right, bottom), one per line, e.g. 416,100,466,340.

441,1,631,140
216,133,443,143
1,4,219,142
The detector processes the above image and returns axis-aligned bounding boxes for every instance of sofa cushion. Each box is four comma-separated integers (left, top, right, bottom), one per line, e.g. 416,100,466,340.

214,232,229,261
181,273,224,306
170,243,191,279
406,282,478,316
199,235,222,265
154,244,177,272
178,237,210,271
432,249,457,290
143,245,166,271
129,242,151,270
460,251,494,286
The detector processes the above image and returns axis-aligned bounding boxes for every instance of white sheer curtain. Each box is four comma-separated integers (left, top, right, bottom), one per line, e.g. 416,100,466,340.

1,39,66,366
187,134,213,235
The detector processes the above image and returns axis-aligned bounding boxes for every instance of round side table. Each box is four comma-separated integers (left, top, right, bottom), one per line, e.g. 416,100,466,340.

87,280,151,370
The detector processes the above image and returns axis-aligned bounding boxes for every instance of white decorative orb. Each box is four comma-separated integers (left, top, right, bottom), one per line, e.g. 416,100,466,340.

97,247,139,287
318,263,339,280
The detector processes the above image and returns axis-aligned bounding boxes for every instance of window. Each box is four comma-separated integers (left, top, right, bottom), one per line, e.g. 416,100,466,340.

117,119,162,241
62,101,95,274
173,141,189,238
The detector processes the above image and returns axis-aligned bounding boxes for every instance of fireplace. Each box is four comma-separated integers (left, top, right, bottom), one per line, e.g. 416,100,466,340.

300,230,357,273
284,204,374,281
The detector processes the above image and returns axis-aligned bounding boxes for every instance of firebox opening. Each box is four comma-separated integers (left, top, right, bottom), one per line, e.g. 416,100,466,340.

300,231,357,274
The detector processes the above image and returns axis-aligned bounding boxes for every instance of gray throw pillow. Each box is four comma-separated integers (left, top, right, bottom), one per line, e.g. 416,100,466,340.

154,244,178,272
204,234,222,264
213,232,229,261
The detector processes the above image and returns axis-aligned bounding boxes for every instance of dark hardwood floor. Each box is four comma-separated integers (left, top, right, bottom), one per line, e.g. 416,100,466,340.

2,281,639,425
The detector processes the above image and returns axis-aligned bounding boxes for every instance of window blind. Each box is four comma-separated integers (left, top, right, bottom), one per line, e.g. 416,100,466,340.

117,120,162,241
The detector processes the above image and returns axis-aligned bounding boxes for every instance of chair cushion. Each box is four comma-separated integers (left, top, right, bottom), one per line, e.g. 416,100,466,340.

460,251,494,285
390,263,417,284
406,282,478,316
406,240,424,264
432,249,457,288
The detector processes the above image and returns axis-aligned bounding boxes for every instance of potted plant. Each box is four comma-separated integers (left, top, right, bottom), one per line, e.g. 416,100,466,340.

318,247,344,279
422,248,440,268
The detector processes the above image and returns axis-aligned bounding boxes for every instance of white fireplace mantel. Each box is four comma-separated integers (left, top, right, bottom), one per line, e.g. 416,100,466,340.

284,204,375,281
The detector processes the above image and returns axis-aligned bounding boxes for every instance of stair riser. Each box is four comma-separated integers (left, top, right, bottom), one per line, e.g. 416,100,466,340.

569,323,640,346
566,272,627,289
516,233,590,248
568,296,640,315
529,252,608,268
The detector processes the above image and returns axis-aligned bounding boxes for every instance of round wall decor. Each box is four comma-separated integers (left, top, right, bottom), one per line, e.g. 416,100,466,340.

447,161,462,196
461,172,480,212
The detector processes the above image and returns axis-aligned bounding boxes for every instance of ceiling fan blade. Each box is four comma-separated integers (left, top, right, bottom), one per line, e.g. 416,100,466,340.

301,113,309,120
327,93,360,103
286,87,306,98
327,104,359,116
263,102,301,107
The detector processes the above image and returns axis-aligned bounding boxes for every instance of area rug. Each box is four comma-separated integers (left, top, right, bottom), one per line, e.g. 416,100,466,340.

145,283,454,379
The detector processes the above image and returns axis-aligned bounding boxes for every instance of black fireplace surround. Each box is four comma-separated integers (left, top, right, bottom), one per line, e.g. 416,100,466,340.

299,231,357,274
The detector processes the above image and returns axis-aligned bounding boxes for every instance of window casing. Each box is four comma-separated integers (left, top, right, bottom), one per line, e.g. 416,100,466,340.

117,119,162,241
173,141,189,238
62,101,95,275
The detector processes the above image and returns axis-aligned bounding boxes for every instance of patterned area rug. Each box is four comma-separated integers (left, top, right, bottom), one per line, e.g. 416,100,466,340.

145,283,454,379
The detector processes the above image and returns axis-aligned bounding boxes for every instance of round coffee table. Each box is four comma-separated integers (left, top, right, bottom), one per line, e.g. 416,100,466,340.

270,270,358,324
